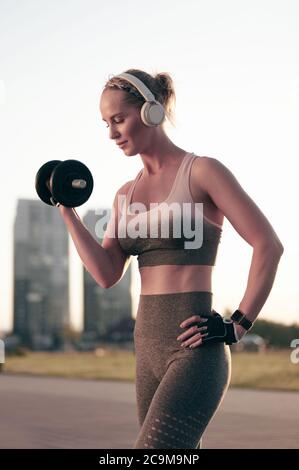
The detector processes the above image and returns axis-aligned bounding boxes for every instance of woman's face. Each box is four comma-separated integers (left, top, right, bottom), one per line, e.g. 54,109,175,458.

100,89,152,156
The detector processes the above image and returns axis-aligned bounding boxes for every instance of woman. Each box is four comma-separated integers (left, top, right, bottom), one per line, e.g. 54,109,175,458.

59,69,284,449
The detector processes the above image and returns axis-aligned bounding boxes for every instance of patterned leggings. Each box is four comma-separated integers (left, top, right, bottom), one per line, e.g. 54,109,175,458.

133,292,231,449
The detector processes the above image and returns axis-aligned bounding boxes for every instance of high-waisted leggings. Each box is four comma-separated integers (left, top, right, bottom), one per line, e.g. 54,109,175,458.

132,291,231,449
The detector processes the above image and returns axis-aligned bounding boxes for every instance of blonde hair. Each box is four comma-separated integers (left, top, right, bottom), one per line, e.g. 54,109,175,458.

102,68,176,127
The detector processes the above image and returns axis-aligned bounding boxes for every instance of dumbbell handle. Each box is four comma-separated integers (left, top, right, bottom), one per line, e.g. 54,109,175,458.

46,178,87,190
71,179,87,189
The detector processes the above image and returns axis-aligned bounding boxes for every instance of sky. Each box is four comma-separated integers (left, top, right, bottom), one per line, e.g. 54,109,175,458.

0,0,298,333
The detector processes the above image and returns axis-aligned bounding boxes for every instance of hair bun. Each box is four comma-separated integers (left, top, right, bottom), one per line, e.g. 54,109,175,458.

155,73,171,91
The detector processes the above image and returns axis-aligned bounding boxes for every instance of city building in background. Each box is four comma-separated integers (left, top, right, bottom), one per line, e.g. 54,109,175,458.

12,199,69,350
82,209,134,349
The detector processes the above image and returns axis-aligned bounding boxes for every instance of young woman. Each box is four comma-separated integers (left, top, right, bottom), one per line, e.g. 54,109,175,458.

58,69,284,449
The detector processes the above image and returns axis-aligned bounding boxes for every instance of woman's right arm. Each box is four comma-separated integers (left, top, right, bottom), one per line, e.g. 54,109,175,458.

58,182,131,289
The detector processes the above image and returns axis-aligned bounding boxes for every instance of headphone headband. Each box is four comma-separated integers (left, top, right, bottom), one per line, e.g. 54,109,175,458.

116,72,156,103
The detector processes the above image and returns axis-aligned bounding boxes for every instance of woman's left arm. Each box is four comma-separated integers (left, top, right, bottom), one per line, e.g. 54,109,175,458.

197,157,284,339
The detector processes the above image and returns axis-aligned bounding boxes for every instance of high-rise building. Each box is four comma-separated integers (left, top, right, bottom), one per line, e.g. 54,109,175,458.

82,208,133,343
13,199,69,349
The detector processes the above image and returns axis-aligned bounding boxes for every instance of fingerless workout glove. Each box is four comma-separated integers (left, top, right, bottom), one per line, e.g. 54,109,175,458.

198,311,239,345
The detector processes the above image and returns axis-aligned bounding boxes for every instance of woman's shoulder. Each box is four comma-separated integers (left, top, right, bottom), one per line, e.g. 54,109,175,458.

191,155,228,183
192,154,221,166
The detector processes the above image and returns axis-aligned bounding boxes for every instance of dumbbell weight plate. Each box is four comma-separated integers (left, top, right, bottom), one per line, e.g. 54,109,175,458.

50,159,94,207
35,160,62,205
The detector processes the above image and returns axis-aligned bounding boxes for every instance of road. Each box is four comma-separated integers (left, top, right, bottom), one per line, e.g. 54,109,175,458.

0,374,298,449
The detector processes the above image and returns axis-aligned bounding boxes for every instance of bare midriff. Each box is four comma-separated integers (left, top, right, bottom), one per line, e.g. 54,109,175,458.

139,264,213,295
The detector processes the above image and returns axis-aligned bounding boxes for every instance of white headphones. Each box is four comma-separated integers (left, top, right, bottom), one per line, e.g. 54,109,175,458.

115,72,165,127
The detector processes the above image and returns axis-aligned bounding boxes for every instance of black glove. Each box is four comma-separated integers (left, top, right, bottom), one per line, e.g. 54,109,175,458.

198,311,239,345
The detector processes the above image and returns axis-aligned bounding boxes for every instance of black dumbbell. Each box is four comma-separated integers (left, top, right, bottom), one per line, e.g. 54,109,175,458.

35,159,94,207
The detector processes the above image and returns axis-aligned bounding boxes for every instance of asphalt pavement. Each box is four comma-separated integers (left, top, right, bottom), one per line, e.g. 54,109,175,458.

0,374,298,449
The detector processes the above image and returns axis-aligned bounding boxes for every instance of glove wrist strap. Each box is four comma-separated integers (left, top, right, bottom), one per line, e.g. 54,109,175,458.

231,309,253,331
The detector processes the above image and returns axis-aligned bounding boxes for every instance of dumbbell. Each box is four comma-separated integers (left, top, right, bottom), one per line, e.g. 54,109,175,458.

35,159,94,207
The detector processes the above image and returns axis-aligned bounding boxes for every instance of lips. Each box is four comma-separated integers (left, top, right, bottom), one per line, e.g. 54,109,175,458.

117,141,127,147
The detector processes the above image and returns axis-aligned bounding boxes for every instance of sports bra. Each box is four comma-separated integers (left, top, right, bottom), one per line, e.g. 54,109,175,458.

117,152,222,269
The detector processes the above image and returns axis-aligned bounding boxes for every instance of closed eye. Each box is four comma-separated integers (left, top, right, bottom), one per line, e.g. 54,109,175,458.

105,119,124,128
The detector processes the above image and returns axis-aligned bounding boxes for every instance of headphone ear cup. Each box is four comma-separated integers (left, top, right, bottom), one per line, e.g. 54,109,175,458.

141,101,165,127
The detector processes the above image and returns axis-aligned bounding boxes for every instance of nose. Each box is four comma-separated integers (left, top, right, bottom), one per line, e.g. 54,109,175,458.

109,126,120,141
